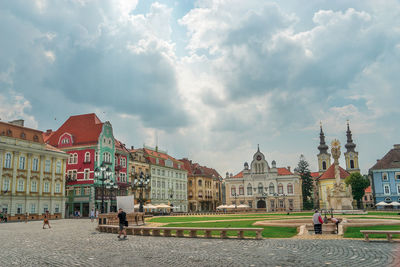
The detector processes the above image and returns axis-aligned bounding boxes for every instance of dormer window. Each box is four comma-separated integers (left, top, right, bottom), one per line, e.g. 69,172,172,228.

61,138,70,144
382,173,388,181
33,135,39,142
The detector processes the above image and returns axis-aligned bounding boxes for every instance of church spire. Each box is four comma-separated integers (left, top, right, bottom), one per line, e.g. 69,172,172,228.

318,122,328,154
345,120,356,152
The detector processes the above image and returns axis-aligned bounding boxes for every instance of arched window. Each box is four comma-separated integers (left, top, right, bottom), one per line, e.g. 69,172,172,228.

278,183,283,194
198,179,202,186
85,152,90,162
239,185,244,195
350,160,354,169
247,184,252,195
258,183,263,194
287,183,293,194
33,135,39,142
4,153,12,168
231,186,236,196
68,154,74,164
322,161,327,170
73,153,78,164
269,183,275,194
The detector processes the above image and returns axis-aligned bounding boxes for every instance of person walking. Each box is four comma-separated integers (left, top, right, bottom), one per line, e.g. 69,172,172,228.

25,212,29,223
312,210,323,234
95,209,99,219
43,210,51,229
117,208,128,240
90,208,95,222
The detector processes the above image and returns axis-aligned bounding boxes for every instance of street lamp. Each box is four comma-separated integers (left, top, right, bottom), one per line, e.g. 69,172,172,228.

94,162,112,214
232,193,239,210
168,187,174,212
132,171,151,213
106,180,119,212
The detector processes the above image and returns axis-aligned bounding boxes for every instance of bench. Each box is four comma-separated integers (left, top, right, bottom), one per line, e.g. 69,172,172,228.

360,230,400,242
97,225,263,239
130,227,263,239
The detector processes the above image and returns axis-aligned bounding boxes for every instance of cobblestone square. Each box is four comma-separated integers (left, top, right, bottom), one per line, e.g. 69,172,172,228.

0,219,399,267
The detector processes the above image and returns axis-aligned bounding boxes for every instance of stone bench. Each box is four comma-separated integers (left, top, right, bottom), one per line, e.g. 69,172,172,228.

130,227,263,239
360,230,400,242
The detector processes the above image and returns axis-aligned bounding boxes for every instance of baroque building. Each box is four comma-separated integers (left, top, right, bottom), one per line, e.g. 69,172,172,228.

143,146,188,212
180,158,222,212
369,144,400,207
0,120,68,221
44,113,129,216
224,146,302,211
128,147,151,204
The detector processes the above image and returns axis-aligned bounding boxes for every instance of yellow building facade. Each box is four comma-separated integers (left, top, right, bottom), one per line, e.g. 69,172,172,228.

0,120,68,221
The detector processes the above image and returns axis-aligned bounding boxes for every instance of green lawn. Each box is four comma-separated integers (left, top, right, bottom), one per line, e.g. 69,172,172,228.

367,211,400,216
344,225,400,238
163,220,298,238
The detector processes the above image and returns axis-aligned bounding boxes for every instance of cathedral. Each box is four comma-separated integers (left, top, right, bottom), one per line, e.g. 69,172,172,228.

313,121,360,209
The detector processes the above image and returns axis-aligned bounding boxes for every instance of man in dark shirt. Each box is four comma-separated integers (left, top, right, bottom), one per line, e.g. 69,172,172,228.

117,208,127,240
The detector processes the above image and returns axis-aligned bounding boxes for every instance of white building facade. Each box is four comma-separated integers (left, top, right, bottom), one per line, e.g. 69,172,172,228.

225,147,302,211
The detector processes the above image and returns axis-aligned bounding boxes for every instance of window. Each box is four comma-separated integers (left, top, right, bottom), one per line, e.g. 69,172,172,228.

157,169,160,175
287,184,293,194
198,190,203,197
198,180,202,186
45,159,51,172
384,184,390,195
55,204,60,213
248,201,253,208
84,152,90,162
55,183,61,193
278,183,283,194
350,160,355,169
31,180,37,192
19,156,26,170
68,154,74,164
396,173,400,180
33,135,39,142
43,204,49,213
84,169,90,180
2,179,10,191
121,158,126,167
73,153,78,164
30,203,36,213
279,199,284,208
44,182,50,193
95,151,99,162
161,170,165,176
270,200,275,210
322,161,327,170
17,204,22,214
103,152,111,163
32,158,39,171
269,183,275,194
383,173,388,181
231,186,236,196
397,184,400,194
385,197,391,202
289,199,294,209
239,185,244,195
152,168,155,174
61,138,69,144
258,183,263,194
17,180,24,192
75,187,81,195
4,153,12,168
56,161,61,173
120,173,126,182
189,180,192,187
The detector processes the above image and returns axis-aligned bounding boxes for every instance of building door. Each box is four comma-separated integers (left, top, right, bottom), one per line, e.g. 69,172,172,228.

257,200,266,209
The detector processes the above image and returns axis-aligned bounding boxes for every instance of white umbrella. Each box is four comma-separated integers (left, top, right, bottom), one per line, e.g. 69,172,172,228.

226,205,236,209
134,204,140,209
376,201,390,206
144,204,157,209
388,201,400,206
156,204,172,209
237,204,250,209
216,205,228,209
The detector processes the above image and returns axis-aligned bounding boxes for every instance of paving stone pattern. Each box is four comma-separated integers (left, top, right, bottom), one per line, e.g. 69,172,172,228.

0,219,398,267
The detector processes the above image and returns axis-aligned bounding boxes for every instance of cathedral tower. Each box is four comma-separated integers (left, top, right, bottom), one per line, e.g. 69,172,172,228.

317,123,331,174
344,121,360,173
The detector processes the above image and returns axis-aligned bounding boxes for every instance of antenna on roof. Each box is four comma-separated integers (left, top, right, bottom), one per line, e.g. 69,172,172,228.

155,130,158,152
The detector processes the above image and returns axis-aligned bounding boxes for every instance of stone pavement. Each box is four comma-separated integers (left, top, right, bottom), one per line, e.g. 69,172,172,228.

0,219,399,267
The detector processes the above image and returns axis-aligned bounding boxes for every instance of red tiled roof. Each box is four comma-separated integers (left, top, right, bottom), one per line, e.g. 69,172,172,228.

45,144,66,153
277,167,293,176
365,186,372,193
179,158,222,178
311,172,320,178
0,121,44,143
46,113,103,147
115,139,129,153
232,171,243,178
144,148,184,170
319,164,350,180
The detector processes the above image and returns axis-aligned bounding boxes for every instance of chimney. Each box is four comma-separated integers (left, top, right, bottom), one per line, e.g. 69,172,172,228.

131,146,134,150
287,166,291,172
46,129,52,134
394,144,400,149
8,119,24,127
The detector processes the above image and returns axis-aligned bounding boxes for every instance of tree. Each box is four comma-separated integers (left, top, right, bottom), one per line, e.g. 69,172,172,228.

295,155,314,210
345,172,370,209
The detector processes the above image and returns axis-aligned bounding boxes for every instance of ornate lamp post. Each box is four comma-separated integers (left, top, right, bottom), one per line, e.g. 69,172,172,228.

106,180,119,212
94,162,112,214
132,171,151,212
168,187,174,212
232,193,239,210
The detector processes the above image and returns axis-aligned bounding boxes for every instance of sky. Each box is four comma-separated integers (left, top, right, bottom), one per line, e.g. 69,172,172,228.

0,0,399,177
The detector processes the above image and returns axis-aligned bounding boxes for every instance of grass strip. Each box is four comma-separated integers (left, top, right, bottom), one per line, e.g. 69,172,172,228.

344,225,400,239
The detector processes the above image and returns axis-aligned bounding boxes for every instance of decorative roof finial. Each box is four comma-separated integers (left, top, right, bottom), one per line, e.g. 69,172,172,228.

257,144,260,152
318,122,328,154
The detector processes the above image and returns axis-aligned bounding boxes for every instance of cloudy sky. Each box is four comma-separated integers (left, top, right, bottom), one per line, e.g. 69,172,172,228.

1,0,399,176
